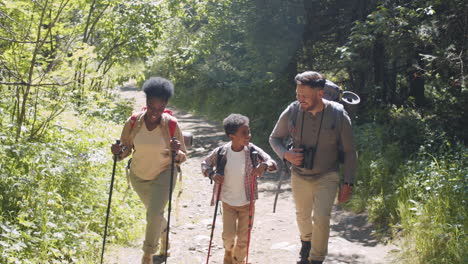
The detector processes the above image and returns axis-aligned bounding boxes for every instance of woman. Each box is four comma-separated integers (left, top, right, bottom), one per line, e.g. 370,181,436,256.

111,77,187,264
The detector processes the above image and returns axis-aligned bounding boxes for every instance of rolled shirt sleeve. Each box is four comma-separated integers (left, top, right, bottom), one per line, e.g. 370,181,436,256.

269,106,291,160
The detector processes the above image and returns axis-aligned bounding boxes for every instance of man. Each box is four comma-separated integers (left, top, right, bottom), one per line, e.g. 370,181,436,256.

269,71,357,264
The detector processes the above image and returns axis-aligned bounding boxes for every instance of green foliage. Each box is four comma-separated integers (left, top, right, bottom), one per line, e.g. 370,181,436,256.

1,0,466,262
337,0,467,141
76,91,134,124
145,0,298,148
0,95,142,263
350,121,402,221
351,115,467,263
384,106,429,155
395,146,467,263
0,0,167,141
352,106,430,205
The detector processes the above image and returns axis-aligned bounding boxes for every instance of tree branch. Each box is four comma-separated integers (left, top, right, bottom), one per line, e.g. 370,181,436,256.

0,36,51,44
87,3,110,43
0,81,74,86
96,38,123,71
83,0,97,42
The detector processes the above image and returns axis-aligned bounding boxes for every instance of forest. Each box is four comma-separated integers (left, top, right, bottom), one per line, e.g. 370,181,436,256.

0,0,466,263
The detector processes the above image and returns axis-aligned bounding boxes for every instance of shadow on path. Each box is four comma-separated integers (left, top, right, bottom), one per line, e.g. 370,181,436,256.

330,206,381,247
327,253,366,264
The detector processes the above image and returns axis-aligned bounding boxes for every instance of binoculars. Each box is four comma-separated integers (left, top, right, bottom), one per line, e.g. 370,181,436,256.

300,145,316,169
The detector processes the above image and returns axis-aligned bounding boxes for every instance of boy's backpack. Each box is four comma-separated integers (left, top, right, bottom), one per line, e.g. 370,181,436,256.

215,145,263,175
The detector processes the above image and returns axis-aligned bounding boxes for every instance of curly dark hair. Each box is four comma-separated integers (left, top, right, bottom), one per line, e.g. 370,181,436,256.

143,77,174,101
223,114,249,136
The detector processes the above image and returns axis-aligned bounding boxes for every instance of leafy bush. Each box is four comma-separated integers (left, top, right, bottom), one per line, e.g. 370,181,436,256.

383,106,429,155
351,117,467,263
395,145,467,264
75,92,134,125
0,98,143,263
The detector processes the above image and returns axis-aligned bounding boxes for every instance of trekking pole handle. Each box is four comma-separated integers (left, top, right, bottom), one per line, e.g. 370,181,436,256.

170,137,178,154
252,151,258,167
114,139,121,159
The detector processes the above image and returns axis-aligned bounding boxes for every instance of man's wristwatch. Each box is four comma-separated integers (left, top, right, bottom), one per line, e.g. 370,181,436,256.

344,182,354,187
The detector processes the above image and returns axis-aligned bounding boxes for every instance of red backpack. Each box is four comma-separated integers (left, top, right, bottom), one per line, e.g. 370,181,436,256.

130,107,174,131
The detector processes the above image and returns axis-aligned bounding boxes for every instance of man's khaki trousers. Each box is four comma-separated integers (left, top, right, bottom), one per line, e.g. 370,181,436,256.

291,171,339,262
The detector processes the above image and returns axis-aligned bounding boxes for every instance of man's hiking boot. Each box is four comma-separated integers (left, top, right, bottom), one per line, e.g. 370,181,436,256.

296,240,311,264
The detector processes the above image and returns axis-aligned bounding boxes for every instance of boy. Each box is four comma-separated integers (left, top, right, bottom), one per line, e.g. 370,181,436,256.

202,113,277,264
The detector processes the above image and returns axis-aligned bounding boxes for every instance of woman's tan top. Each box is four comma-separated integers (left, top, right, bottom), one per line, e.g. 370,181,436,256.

118,110,187,180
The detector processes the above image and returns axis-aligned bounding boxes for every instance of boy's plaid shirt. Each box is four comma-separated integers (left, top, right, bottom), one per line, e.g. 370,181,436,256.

201,142,277,206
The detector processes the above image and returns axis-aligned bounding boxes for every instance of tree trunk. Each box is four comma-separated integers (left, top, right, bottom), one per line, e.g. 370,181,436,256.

16,0,50,142
388,60,397,105
373,37,386,103
409,71,425,107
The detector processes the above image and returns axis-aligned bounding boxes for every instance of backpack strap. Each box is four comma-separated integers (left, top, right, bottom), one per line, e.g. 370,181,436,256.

127,108,178,173
214,144,260,175
331,102,344,139
288,100,345,164
288,101,300,129
215,146,226,176
330,103,345,163
288,80,341,129
129,107,147,129
130,114,138,129
129,107,174,129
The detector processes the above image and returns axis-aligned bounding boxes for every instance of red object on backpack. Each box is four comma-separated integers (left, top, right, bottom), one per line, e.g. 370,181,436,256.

129,107,175,130
168,119,177,138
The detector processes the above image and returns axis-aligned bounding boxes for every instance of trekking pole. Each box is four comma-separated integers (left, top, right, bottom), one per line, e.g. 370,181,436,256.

164,120,178,263
101,139,120,264
246,151,258,264
206,183,222,264
273,161,289,213
164,148,176,263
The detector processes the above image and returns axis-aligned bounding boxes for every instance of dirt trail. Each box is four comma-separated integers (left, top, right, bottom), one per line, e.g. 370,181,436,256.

106,87,399,264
